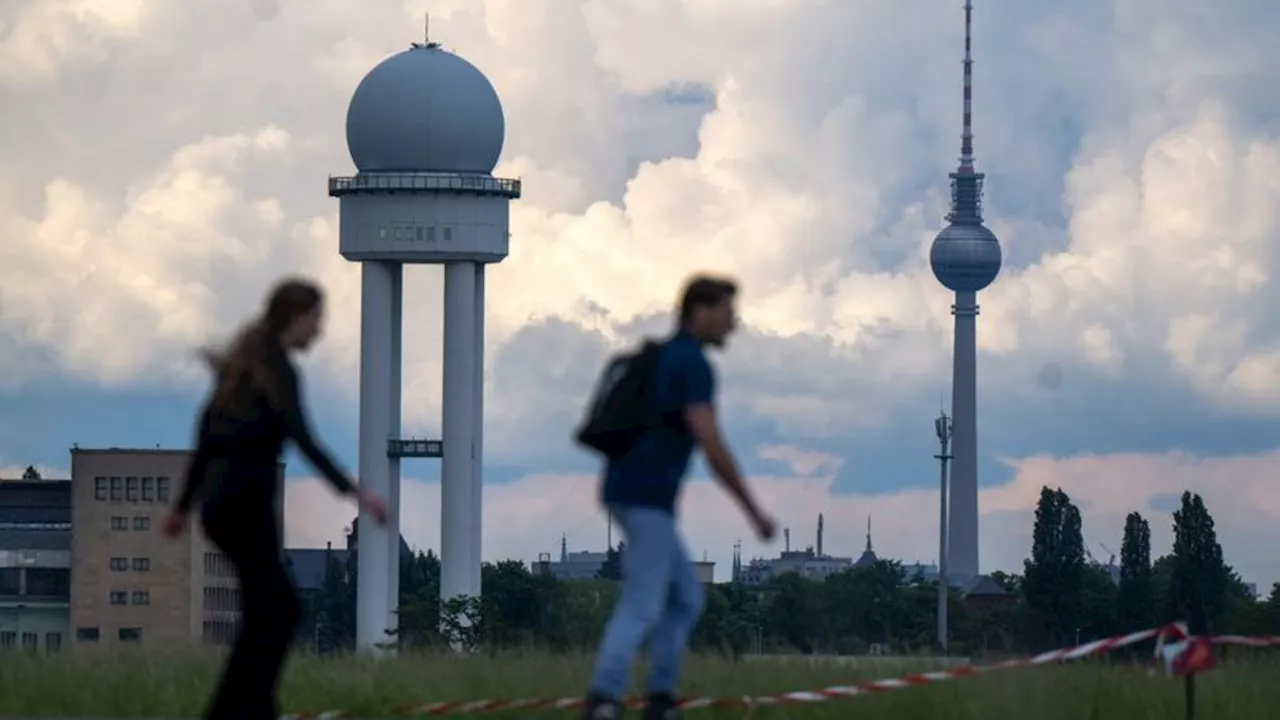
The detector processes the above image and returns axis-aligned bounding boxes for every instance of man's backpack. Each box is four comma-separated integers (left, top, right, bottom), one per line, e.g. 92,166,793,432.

575,339,665,459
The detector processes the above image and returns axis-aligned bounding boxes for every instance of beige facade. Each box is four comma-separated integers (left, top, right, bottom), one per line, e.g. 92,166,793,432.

68,448,282,649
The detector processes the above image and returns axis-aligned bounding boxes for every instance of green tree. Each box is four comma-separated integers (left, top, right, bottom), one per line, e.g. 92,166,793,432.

988,570,1022,595
765,572,819,653
1078,564,1118,640
1116,511,1154,632
395,551,443,650
481,560,545,649
597,541,624,581
312,549,355,652
1167,492,1232,634
690,584,734,654
1022,486,1087,648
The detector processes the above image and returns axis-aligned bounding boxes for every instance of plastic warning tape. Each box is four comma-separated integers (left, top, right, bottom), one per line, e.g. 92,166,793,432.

283,624,1253,719
1209,634,1280,648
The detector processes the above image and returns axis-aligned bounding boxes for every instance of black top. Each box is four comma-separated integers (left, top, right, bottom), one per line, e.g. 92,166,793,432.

175,341,354,515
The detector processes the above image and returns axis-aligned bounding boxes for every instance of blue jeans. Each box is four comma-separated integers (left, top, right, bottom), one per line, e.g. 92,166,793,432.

589,505,706,700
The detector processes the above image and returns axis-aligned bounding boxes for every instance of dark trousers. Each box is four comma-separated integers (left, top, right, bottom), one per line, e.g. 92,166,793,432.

202,502,302,720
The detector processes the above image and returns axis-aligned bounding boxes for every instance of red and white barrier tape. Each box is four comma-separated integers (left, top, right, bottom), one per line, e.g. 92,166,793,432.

1209,634,1280,648
283,624,1279,718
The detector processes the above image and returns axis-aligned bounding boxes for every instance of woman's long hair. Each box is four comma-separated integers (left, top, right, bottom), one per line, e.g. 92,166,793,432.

202,278,323,411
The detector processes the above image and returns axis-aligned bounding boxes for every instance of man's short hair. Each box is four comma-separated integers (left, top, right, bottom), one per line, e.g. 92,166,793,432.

678,275,738,324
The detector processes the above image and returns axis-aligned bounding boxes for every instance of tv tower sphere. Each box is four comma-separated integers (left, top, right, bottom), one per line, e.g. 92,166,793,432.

930,222,1002,293
345,46,506,174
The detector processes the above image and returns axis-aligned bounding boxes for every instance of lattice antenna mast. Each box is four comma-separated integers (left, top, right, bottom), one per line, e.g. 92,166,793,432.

959,0,975,172
947,0,985,224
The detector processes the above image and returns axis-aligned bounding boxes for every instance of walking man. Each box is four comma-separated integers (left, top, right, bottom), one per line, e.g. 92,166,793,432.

580,275,777,720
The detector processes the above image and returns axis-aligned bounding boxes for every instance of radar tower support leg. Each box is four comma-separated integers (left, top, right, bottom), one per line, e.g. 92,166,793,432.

471,264,485,598
386,262,403,650
441,261,479,644
356,260,399,655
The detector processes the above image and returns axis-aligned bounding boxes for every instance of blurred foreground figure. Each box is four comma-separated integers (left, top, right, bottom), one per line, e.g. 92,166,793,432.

574,275,777,720
163,277,388,720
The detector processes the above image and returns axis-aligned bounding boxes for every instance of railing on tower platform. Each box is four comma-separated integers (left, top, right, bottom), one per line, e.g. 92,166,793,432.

328,173,521,198
386,438,443,458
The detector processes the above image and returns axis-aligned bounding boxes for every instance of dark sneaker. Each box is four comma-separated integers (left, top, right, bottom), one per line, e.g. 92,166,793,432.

580,693,623,719
643,693,681,720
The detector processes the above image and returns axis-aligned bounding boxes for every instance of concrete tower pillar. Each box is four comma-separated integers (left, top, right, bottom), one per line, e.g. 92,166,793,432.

947,291,979,581
386,262,403,640
356,260,398,653
441,261,479,604
472,264,486,596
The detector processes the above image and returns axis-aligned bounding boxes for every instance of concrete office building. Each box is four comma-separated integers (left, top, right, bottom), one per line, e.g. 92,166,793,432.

67,448,282,648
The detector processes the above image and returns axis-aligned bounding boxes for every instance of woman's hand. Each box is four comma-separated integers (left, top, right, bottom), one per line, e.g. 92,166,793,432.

357,490,390,525
162,510,187,538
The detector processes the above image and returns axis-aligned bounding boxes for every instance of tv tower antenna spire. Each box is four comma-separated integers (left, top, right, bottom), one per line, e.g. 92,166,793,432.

959,0,975,172
947,0,984,225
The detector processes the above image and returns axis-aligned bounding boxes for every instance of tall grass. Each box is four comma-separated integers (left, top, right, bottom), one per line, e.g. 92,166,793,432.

0,647,1275,718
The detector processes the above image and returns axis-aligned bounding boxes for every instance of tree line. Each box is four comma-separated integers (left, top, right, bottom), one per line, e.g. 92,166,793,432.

296,488,1280,656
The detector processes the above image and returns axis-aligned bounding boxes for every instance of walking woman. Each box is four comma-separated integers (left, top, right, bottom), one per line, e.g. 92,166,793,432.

162,277,388,720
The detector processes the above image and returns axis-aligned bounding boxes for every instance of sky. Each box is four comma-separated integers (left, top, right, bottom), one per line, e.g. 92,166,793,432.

2,0,1280,594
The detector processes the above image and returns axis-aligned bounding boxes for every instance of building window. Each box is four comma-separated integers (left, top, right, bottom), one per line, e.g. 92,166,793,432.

132,591,150,605
94,476,108,501
118,627,141,643
203,585,241,612
133,516,151,531
45,632,61,652
109,476,123,501
109,591,128,605
21,632,36,652
202,618,240,647
443,226,453,241
132,557,150,572
110,516,128,531
25,568,68,598
0,631,14,649
126,477,139,502
157,477,171,503
75,627,99,642
0,568,19,596
141,477,154,502
203,551,234,577
427,226,436,242
110,557,128,572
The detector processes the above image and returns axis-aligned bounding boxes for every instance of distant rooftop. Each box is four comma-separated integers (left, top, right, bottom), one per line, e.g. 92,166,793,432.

69,446,191,455
285,547,349,593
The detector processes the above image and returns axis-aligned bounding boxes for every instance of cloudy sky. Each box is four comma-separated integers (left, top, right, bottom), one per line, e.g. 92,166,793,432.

3,0,1280,595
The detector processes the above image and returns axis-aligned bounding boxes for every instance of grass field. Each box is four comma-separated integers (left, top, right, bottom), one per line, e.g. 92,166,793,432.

0,648,1276,718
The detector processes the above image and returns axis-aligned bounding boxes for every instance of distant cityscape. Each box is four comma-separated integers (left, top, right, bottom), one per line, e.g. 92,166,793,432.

0,447,1261,653
537,512,1008,601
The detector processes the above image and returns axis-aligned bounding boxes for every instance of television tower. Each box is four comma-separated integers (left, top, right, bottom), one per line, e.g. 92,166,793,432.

929,0,1001,584
330,38,521,653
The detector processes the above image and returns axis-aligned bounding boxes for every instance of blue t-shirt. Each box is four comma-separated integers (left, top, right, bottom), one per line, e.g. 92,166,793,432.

602,332,715,514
